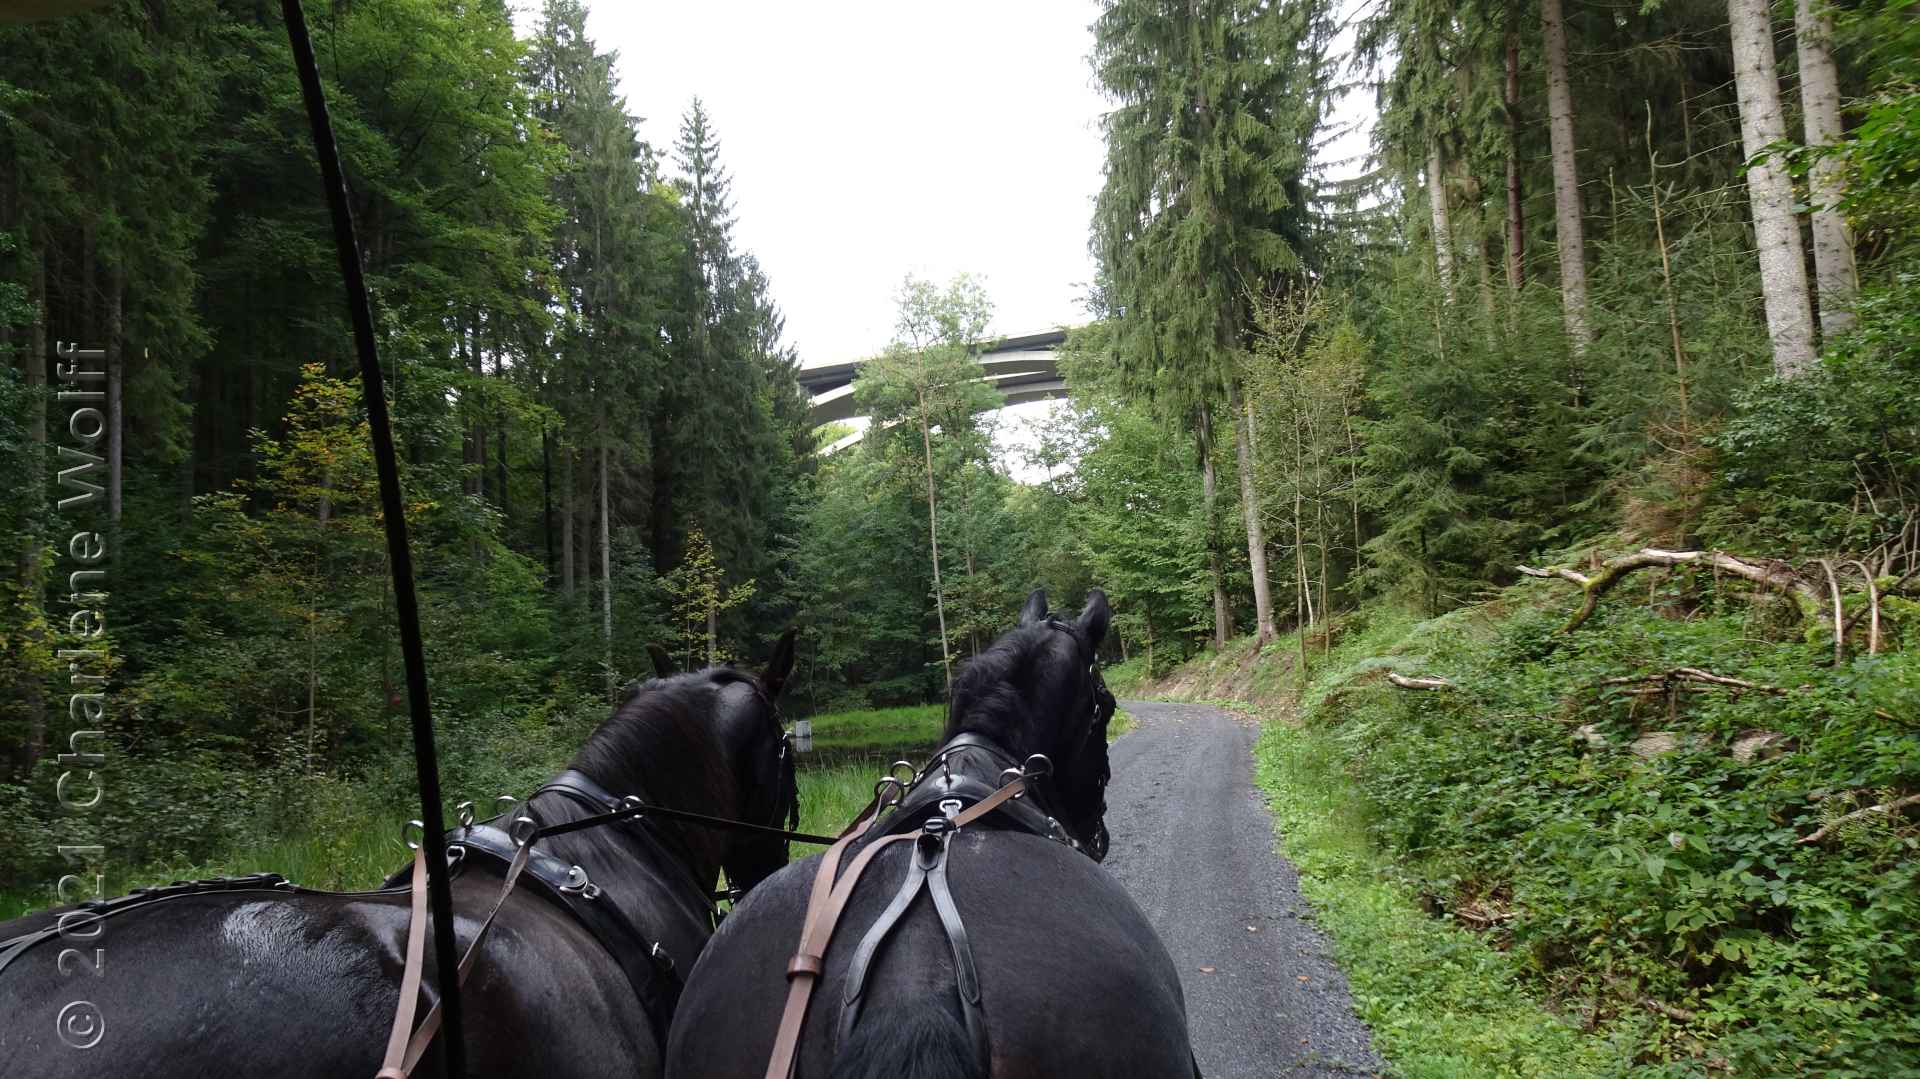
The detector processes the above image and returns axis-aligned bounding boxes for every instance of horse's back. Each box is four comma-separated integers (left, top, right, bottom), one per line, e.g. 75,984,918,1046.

669,828,1193,1078
0,883,656,1078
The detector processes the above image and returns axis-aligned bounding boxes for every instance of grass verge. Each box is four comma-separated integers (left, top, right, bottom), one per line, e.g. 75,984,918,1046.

1254,714,1627,1078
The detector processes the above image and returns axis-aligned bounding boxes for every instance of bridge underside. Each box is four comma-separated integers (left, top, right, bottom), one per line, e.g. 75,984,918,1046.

800,329,1068,431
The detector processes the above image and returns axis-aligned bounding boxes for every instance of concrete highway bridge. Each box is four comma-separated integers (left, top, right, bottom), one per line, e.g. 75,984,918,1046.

797,329,1069,433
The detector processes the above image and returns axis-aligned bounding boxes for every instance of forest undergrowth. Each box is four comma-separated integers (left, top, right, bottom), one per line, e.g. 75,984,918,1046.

1155,561,1918,1076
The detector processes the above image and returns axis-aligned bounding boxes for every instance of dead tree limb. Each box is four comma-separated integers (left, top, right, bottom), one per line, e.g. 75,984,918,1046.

1819,559,1846,665
1640,997,1698,1023
1387,671,1455,690
1596,668,1787,694
1798,792,1920,844
1519,549,1827,632
1847,560,1881,655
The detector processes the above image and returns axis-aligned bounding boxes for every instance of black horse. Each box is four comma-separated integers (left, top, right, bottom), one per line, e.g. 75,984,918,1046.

666,590,1196,1079
0,631,802,1079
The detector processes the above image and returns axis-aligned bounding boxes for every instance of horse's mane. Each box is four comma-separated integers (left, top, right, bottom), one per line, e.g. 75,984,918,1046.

945,621,1084,757
571,668,754,810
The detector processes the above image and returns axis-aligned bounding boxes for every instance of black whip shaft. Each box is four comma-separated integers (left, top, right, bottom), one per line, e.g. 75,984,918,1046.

279,4,465,1073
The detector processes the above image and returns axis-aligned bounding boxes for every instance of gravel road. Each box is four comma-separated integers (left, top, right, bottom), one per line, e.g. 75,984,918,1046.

1103,700,1382,1078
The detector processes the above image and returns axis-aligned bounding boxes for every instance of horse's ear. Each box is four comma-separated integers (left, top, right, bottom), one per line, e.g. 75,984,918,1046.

1077,589,1111,648
647,643,675,679
759,628,798,700
1019,588,1049,626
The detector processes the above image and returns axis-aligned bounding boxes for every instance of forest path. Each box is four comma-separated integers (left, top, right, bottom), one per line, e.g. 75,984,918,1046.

1105,700,1382,1078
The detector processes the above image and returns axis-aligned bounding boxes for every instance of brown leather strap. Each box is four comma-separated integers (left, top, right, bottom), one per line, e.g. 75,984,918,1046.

762,774,1027,1079
376,839,536,1077
377,849,430,1078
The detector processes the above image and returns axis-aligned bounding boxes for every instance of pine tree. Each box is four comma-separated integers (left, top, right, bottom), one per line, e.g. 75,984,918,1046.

1092,0,1328,646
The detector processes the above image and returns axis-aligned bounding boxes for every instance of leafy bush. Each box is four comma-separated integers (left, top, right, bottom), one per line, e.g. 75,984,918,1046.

1295,585,1920,1074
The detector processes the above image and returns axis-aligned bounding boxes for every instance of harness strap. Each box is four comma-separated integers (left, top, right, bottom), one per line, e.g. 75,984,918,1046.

924,829,990,1065
377,836,536,1078
763,775,1028,1079
376,851,431,1078
836,824,988,1064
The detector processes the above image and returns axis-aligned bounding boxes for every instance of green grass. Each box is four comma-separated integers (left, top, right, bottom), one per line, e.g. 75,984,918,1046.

804,703,946,759
1254,717,1631,1078
2,702,1132,920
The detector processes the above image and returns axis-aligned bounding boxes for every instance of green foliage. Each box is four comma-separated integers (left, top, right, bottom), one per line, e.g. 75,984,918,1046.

1256,715,1631,1078
1247,584,1920,1074
1705,275,1920,554
663,525,756,668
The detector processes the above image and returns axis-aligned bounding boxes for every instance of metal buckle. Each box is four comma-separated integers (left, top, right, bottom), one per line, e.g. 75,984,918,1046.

938,797,963,820
456,801,476,828
889,760,917,786
401,819,425,851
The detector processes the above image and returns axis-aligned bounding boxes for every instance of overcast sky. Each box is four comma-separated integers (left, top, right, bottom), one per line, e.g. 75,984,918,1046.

579,1,1111,369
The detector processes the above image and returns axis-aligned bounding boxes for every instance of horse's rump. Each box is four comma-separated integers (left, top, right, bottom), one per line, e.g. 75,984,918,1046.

669,827,1193,1078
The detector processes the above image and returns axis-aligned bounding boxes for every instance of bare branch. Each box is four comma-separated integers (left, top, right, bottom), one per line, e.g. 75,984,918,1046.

1848,560,1881,655
1387,671,1455,690
1597,667,1788,694
1819,559,1846,665
1519,548,1827,632
1798,792,1920,844
1640,997,1699,1024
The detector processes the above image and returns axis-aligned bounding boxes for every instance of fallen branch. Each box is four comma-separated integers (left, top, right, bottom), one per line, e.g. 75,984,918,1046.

1455,908,1519,926
1519,549,1827,632
1640,997,1698,1024
1387,671,1455,690
1595,667,1786,695
1797,792,1920,845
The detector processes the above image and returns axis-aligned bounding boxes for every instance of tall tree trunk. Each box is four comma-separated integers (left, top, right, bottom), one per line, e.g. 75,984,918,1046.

1542,0,1592,354
561,447,575,597
1648,125,1692,433
542,428,554,584
106,267,122,524
650,411,674,573
1427,141,1456,305
1198,404,1230,648
1233,387,1276,643
1503,27,1525,296
1730,0,1818,377
20,243,48,772
1795,0,1856,337
472,321,487,500
496,427,509,525
918,391,952,693
598,435,614,697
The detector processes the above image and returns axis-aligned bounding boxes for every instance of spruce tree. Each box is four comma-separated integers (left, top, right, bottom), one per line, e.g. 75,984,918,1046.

1092,0,1328,645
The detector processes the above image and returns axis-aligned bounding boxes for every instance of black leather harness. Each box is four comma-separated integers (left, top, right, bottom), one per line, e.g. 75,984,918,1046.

835,732,1087,1069
407,769,702,1046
